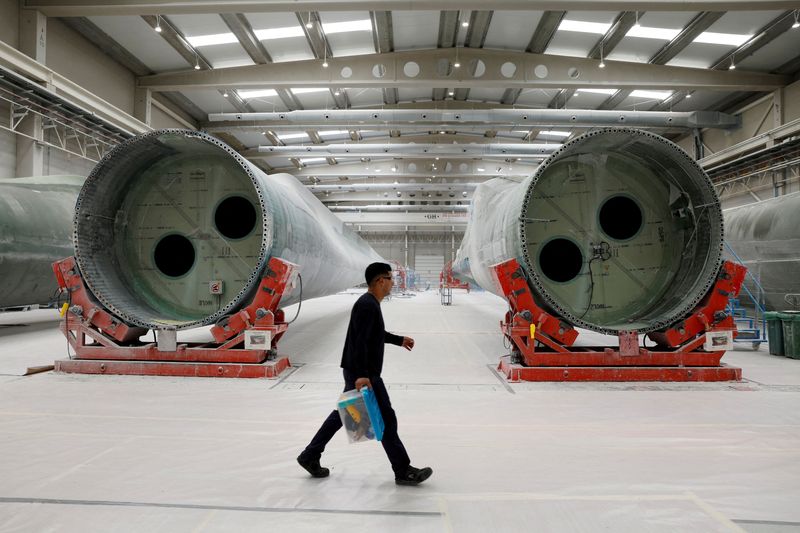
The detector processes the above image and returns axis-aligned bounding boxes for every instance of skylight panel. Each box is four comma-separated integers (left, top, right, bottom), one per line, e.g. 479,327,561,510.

277,132,310,140
318,130,351,136
300,157,327,164
630,90,673,100
322,19,373,34
538,131,571,137
626,25,681,41
186,33,239,47
291,88,330,94
237,89,278,99
693,32,753,46
558,19,612,35
254,26,306,40
577,88,618,95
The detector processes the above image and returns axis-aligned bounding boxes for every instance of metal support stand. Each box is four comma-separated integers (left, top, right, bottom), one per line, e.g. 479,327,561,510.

52,256,297,379
492,258,745,382
440,286,452,306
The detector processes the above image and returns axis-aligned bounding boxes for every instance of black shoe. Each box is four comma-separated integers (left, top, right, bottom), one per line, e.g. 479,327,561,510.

297,454,330,478
395,465,432,486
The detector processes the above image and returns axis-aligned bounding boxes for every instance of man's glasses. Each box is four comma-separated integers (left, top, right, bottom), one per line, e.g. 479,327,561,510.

379,275,393,281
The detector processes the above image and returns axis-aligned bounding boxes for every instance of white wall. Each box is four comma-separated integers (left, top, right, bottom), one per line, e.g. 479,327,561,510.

0,2,19,178
42,146,96,177
677,79,800,157
364,233,464,271
0,102,16,179
151,105,186,130
0,0,19,48
46,18,135,115
0,6,192,179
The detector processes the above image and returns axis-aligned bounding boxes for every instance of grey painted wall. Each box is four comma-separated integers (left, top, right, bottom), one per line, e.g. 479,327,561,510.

0,0,20,48
0,2,188,179
363,233,464,271
46,18,136,114
0,103,16,179
42,146,96,177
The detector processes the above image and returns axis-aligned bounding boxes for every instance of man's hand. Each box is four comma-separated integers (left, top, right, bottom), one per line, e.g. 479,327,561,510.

402,336,415,351
355,377,371,390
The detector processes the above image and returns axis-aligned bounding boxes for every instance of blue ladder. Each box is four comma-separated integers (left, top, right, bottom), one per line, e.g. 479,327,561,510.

724,241,768,349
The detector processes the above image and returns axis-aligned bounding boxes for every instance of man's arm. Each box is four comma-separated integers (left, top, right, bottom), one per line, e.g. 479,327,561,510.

384,331,404,346
385,331,414,351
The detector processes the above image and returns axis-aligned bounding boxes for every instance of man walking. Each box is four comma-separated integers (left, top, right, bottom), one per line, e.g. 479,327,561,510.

297,262,433,486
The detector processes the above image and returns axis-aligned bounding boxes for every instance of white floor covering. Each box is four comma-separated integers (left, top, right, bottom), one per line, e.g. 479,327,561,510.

1,290,799,532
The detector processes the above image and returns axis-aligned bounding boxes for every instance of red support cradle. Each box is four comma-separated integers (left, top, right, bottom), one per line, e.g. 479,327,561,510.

52,256,298,379
491,258,745,382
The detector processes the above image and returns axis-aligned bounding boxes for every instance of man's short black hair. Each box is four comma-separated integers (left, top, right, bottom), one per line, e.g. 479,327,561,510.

365,262,392,285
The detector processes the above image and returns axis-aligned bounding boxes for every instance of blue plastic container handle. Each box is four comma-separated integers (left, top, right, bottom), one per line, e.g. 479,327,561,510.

360,387,385,441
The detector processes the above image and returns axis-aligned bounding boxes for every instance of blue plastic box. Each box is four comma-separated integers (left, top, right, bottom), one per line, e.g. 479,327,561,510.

337,387,385,443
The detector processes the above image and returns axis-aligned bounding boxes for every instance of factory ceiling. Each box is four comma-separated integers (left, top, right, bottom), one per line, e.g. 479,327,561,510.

22,0,800,216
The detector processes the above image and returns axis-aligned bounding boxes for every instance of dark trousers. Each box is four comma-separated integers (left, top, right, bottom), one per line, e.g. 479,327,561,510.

300,369,411,476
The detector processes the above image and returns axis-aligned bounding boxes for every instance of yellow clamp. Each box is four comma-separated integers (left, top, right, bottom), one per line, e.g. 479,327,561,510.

59,303,69,317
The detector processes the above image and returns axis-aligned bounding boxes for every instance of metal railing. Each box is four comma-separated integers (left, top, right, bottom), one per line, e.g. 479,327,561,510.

724,241,768,346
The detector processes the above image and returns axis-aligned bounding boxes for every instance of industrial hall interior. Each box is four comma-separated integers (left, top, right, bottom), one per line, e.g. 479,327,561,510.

2,0,800,531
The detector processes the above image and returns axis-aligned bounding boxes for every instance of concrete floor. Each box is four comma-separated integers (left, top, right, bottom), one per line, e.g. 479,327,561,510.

1,290,799,532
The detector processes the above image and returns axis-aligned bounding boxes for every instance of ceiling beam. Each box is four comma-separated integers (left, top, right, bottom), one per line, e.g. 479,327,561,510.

139,48,790,92
309,182,479,192
59,16,203,124
710,11,797,70
205,108,740,130
455,10,493,102
550,11,641,110
295,11,347,109
219,12,301,111
433,10,460,101
140,14,253,113
596,12,723,109
288,159,537,179
502,10,564,105
29,0,800,16
653,11,799,112
369,10,399,105
252,142,559,159
334,211,468,227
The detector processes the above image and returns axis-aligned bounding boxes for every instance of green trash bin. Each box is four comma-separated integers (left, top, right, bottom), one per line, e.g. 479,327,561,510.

765,311,784,356
780,312,800,359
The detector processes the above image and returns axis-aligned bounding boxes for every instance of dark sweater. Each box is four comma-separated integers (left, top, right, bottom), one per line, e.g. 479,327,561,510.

340,292,404,377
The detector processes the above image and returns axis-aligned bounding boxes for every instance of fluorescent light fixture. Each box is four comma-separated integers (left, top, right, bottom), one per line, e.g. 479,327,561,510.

254,26,306,40
694,32,753,46
300,157,327,164
277,132,309,140
322,19,372,34
237,89,278,99
318,130,351,136
577,88,618,95
626,25,681,41
290,88,330,94
558,19,612,35
630,90,673,100
186,32,239,47
539,130,571,137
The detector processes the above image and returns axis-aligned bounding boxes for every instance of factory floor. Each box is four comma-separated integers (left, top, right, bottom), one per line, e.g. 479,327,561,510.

1,290,799,533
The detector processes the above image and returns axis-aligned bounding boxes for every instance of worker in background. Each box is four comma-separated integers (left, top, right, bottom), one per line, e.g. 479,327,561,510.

297,262,433,486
